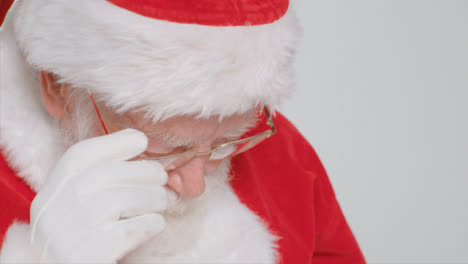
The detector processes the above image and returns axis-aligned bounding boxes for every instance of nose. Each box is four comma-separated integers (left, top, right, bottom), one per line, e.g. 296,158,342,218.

166,155,210,199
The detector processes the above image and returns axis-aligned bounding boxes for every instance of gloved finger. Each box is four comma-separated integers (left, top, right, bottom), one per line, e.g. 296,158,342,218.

77,160,168,199
29,129,149,237
82,185,167,224
69,214,165,263
57,129,148,175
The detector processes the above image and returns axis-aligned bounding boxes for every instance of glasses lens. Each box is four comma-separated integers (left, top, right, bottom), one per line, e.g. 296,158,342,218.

209,144,238,160
209,132,271,161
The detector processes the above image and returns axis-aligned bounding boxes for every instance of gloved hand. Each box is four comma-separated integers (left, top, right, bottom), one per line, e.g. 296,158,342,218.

29,129,167,263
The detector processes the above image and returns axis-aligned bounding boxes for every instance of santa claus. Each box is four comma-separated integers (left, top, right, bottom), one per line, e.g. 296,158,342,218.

0,0,365,263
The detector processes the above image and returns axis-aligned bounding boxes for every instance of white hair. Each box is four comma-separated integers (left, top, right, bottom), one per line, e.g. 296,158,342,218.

60,88,97,147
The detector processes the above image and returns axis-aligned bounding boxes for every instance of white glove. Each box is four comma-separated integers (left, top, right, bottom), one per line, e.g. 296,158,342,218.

29,129,168,263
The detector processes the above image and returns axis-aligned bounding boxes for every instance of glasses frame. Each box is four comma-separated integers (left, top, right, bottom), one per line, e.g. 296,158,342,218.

87,89,277,162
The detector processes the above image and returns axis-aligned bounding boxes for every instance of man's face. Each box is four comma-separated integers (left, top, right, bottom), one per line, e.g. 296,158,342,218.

40,71,257,202
94,105,257,199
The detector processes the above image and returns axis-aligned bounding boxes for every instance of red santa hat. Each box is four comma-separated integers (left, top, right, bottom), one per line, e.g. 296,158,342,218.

3,0,300,121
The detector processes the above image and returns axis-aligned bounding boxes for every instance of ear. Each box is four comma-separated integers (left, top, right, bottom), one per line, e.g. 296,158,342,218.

40,71,68,119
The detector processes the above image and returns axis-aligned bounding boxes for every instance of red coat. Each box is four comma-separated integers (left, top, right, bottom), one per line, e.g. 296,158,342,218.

0,113,365,263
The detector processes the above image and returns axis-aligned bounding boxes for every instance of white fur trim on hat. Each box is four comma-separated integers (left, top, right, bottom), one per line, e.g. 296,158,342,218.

13,0,301,121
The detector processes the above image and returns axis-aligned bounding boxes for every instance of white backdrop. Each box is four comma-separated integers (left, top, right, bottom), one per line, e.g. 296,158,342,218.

281,1,468,263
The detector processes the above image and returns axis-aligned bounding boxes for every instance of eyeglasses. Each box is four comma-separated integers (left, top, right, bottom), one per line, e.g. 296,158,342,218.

88,90,276,170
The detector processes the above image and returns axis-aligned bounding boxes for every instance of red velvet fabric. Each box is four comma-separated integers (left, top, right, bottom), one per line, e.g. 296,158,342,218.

107,0,289,26
0,0,14,27
0,152,35,245
0,113,365,263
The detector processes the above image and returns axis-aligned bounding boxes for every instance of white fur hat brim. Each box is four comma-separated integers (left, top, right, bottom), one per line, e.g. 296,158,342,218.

13,0,301,120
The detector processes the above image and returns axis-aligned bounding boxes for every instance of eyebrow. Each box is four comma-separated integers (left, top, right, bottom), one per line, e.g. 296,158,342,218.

146,130,195,148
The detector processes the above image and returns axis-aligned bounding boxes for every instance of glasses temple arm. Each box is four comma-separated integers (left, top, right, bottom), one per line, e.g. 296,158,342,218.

87,89,109,135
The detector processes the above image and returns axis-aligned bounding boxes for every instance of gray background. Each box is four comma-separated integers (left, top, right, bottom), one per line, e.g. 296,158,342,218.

281,0,468,263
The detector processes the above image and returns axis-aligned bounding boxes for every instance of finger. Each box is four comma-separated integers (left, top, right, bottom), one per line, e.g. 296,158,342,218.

58,129,148,174
30,131,150,244
71,214,165,263
82,185,167,224
77,160,168,199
